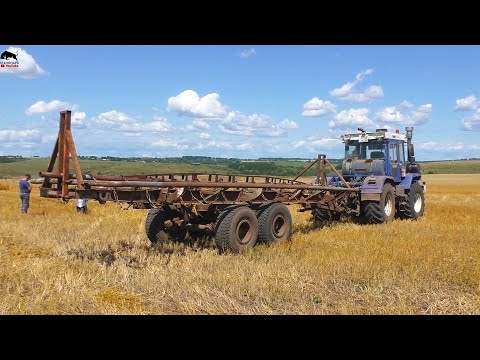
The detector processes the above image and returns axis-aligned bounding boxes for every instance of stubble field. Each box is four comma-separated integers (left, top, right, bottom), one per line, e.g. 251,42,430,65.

0,174,479,314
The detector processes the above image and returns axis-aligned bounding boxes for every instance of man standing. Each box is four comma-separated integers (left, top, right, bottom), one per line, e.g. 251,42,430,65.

19,174,32,214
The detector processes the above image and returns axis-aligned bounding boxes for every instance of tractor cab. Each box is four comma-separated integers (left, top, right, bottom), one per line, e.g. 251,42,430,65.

340,127,420,184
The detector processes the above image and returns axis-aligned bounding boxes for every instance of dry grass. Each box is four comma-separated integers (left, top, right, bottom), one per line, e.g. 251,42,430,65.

0,174,479,314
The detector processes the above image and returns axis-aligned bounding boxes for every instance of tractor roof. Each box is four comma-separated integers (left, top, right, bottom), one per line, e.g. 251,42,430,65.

341,129,406,143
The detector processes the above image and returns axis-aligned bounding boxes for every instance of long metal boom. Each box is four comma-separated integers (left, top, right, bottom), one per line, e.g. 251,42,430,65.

80,180,359,192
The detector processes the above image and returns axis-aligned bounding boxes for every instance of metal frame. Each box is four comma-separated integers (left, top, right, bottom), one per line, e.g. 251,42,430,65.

39,111,360,216
41,110,84,197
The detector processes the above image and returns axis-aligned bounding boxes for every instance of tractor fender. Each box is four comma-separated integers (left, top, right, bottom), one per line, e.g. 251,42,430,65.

360,176,394,201
398,174,420,190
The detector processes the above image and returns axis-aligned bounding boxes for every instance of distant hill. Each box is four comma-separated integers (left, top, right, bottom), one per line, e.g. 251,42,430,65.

420,160,480,174
0,156,479,178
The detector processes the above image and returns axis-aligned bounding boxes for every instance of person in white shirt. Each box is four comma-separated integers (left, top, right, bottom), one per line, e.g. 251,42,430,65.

76,198,88,214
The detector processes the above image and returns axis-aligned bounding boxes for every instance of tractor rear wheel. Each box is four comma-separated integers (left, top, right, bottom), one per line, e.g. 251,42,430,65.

214,206,258,253
399,183,425,220
257,203,292,244
145,208,187,243
362,183,395,224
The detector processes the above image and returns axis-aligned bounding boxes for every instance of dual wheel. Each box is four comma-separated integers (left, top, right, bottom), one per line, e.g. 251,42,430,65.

215,203,292,253
362,182,425,224
144,203,292,253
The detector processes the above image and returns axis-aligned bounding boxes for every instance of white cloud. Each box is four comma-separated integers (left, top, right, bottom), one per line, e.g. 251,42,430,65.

454,96,480,130
364,85,384,98
152,139,188,150
329,69,383,103
376,106,406,124
411,104,432,125
0,129,43,154
186,118,211,131
199,132,211,139
41,135,56,144
25,100,76,115
328,108,373,130
461,109,480,131
240,48,256,58
355,68,374,80
144,117,173,132
399,100,414,108
302,98,337,117
0,129,41,141
278,119,298,129
194,140,251,151
455,95,478,111
0,47,46,79
92,110,134,127
71,111,86,127
293,137,340,152
91,111,173,132
219,111,295,137
167,90,228,118
376,102,432,126
417,141,480,152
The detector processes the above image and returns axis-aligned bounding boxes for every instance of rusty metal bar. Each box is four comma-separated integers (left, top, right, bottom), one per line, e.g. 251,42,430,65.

75,180,360,192
316,154,323,185
58,112,66,195
61,111,71,197
40,171,307,184
39,172,63,178
321,155,327,186
42,137,59,188
325,158,351,189
292,158,318,182
66,130,84,189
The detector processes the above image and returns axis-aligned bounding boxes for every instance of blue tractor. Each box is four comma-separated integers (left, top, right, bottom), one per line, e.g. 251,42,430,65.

313,127,426,224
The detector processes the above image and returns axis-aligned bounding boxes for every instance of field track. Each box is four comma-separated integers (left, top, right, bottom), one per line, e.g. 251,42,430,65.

0,174,479,314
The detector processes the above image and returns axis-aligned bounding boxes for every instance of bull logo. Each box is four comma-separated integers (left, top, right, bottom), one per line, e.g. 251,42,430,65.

1,50,18,61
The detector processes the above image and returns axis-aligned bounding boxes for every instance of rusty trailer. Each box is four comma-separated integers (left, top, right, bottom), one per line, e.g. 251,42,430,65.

40,111,362,253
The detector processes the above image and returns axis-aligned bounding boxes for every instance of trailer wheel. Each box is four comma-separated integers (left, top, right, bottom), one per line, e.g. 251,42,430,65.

214,206,258,253
97,191,110,204
399,183,425,220
312,208,341,223
257,203,292,244
145,208,186,243
362,183,395,224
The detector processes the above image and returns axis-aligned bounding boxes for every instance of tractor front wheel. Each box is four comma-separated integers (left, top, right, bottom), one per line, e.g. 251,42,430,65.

362,183,395,224
399,183,425,220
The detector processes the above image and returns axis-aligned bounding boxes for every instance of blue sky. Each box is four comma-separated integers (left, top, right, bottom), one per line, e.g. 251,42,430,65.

1,45,480,160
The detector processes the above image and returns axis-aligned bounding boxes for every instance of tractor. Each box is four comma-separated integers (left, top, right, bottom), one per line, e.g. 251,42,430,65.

313,126,426,224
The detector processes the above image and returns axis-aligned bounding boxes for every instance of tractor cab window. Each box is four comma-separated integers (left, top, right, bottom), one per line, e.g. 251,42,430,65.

389,143,398,163
345,141,385,160
399,142,406,166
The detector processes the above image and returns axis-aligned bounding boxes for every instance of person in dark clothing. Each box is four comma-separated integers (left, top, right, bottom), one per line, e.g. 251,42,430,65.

19,174,32,214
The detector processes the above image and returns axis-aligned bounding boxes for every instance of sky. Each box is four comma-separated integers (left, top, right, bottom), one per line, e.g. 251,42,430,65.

1,45,480,161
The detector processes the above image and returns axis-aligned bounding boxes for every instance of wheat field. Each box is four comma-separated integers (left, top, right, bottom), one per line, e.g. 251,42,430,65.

0,174,479,314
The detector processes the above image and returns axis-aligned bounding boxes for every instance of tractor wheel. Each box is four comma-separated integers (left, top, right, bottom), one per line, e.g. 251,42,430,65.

257,203,292,244
145,208,187,244
399,183,425,220
312,208,341,223
214,206,258,253
362,183,395,224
